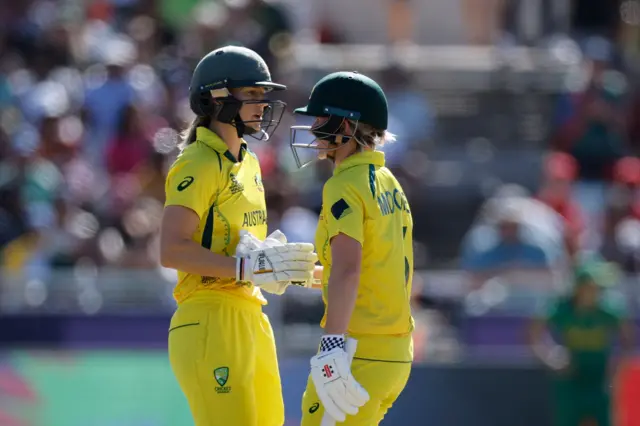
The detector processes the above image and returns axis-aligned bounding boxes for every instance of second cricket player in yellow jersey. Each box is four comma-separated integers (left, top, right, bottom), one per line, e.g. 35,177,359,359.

290,71,414,425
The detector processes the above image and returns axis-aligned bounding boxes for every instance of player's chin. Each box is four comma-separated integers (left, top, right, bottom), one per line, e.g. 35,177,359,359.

245,123,263,134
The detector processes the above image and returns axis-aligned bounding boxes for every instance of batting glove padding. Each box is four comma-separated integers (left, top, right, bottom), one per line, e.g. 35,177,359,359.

310,335,370,422
235,230,317,294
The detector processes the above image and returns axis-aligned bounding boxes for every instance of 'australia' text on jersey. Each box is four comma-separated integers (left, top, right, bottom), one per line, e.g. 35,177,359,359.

242,209,267,227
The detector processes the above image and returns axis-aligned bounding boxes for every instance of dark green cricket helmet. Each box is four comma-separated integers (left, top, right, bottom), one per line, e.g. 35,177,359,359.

189,45,287,140
295,71,388,129
290,71,389,168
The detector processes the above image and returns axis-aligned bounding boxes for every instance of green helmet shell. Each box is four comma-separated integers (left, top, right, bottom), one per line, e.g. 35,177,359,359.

189,45,286,116
294,71,388,130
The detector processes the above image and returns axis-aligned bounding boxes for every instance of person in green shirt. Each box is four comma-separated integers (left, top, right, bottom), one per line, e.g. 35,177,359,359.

529,263,634,426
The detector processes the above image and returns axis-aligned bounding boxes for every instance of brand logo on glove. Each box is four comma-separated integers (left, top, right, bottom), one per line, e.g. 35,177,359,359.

323,364,334,379
309,402,320,414
255,251,273,274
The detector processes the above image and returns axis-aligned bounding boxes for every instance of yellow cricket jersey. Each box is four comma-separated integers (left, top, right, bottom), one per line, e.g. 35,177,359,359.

164,127,268,305
316,151,415,362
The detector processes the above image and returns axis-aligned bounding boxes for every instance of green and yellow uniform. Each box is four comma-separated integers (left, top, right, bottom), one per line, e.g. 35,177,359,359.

166,127,282,426
302,150,414,425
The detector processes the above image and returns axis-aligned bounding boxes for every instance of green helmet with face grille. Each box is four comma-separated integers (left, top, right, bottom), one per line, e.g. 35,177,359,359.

189,45,286,139
290,71,389,168
294,71,388,130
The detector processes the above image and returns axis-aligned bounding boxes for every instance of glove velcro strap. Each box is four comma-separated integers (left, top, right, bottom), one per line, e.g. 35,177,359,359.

320,334,345,352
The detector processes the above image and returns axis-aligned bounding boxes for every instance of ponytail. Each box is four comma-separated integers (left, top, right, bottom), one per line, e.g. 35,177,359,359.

179,116,210,151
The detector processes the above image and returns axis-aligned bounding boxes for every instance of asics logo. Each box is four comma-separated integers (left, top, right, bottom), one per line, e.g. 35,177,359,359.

177,176,194,191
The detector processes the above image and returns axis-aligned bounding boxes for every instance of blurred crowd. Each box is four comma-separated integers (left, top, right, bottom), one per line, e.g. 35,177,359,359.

0,0,298,284
0,0,638,325
0,0,435,293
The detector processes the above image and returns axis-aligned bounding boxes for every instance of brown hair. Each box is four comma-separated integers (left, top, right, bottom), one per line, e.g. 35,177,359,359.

178,115,211,151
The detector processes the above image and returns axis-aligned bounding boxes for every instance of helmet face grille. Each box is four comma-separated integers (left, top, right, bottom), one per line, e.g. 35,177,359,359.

212,96,286,141
236,99,287,141
289,114,359,169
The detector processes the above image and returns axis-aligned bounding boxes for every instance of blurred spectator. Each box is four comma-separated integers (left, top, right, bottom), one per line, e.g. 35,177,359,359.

551,37,629,181
387,0,414,44
461,0,507,44
462,202,553,282
82,40,137,168
536,152,585,258
106,104,150,175
600,157,640,273
380,66,434,168
550,36,631,248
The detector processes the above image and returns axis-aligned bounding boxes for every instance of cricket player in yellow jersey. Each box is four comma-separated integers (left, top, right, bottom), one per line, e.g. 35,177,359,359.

290,71,415,425
159,45,318,426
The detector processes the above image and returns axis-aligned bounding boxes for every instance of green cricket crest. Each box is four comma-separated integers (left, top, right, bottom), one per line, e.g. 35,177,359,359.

214,367,229,386
214,367,231,393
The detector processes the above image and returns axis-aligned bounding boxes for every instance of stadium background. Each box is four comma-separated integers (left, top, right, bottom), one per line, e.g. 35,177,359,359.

0,0,640,424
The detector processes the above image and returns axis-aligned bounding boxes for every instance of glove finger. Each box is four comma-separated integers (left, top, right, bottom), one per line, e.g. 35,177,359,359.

269,243,315,253
273,271,313,283
240,232,261,249
249,234,263,246
345,380,370,406
262,238,281,249
277,260,316,272
266,229,288,244
242,230,261,246
313,375,346,422
326,382,359,416
237,240,258,255
272,251,318,264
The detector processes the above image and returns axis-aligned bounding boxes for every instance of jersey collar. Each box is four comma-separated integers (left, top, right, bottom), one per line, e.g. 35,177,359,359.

196,126,247,163
334,150,385,176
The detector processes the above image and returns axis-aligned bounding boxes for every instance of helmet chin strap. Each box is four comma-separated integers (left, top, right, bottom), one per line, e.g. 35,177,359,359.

232,114,249,138
232,116,270,140
214,96,255,138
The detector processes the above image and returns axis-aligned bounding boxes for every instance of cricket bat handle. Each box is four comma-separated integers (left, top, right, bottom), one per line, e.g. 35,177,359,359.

320,338,358,426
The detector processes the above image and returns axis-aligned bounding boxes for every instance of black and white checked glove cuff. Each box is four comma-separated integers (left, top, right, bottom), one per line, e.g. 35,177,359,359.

320,334,345,352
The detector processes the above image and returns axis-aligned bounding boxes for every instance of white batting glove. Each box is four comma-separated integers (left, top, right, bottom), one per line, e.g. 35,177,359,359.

310,335,369,423
235,230,317,294
258,230,298,295
263,230,318,293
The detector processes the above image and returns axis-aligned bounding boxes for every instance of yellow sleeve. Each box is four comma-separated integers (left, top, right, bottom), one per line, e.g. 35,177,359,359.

322,179,365,245
165,155,219,220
